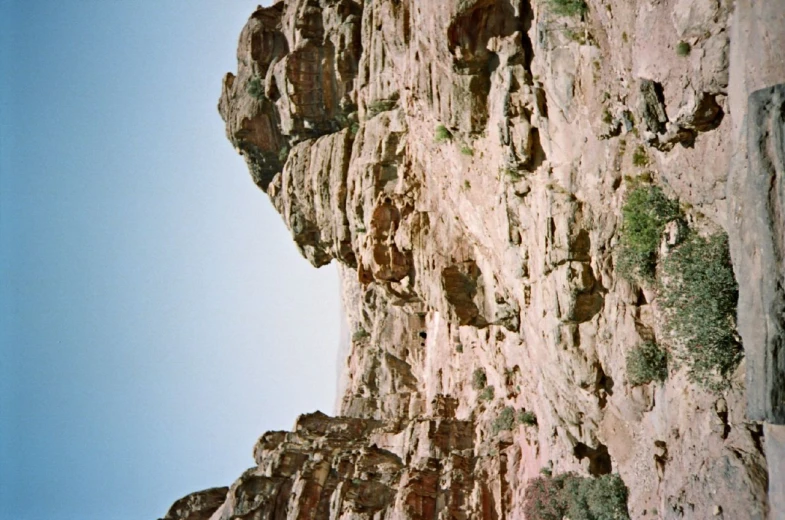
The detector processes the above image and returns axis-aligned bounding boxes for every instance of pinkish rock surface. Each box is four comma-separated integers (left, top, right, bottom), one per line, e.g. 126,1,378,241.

162,0,785,518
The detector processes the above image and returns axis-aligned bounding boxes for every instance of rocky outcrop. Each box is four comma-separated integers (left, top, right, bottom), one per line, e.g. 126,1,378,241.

158,487,228,520
159,0,785,518
208,408,481,520
730,84,785,425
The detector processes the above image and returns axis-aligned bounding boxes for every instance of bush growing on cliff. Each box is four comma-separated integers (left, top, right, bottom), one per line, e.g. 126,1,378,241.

523,474,570,520
632,145,649,167
352,328,370,342
547,0,588,17
247,76,264,100
564,474,630,520
491,406,516,434
524,473,630,520
518,410,538,426
659,233,742,391
676,41,691,57
616,186,681,282
479,385,495,401
434,124,452,143
626,341,668,386
472,368,487,390
366,99,397,118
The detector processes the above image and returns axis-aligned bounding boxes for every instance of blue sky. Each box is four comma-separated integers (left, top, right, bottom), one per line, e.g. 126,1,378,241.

0,2,342,519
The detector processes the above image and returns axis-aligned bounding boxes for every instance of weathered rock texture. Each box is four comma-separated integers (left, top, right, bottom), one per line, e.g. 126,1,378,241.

158,487,229,520
163,0,785,518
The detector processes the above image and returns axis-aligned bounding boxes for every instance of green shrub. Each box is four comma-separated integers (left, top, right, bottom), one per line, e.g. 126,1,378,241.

676,41,691,57
503,167,521,181
352,328,370,341
564,474,630,520
548,0,588,17
247,76,264,100
659,233,742,390
616,186,680,282
518,410,538,426
460,145,474,156
632,145,648,167
472,368,487,390
524,473,630,520
434,124,453,143
626,342,668,386
349,121,360,136
278,145,289,163
367,99,397,118
479,385,495,401
492,406,516,434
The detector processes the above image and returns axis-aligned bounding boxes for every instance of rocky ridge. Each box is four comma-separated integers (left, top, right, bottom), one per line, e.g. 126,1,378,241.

162,0,785,518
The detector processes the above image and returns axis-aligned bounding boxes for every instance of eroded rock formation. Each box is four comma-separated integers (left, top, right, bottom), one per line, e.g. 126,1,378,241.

162,0,785,518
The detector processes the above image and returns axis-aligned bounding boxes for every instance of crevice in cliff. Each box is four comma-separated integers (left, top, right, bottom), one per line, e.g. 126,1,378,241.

573,442,612,476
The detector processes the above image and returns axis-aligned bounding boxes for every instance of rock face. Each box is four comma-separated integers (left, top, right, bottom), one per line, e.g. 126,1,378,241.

161,0,785,518
159,487,229,520
208,408,482,519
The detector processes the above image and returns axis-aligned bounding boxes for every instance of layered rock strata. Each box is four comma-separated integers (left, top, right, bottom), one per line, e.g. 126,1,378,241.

162,0,785,518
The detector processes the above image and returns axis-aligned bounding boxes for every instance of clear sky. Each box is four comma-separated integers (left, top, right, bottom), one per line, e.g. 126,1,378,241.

0,2,342,519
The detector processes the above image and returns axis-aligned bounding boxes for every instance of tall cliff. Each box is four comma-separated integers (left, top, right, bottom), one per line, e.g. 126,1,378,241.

161,1,785,518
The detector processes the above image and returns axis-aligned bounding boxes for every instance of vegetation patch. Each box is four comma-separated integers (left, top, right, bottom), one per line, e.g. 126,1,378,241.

626,342,668,386
547,0,588,17
518,410,538,426
434,124,453,143
616,186,681,282
676,41,691,57
479,385,495,401
247,76,264,101
491,406,516,434
659,233,742,391
524,473,630,520
352,328,370,342
632,145,648,167
460,145,474,156
503,167,522,181
366,99,397,118
472,368,487,390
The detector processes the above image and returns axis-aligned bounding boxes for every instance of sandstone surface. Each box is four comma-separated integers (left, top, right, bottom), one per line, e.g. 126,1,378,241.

163,0,785,518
